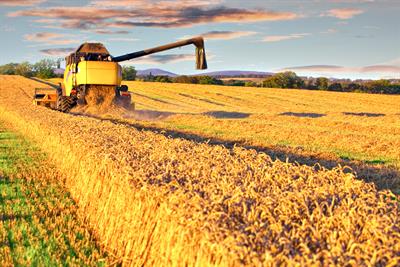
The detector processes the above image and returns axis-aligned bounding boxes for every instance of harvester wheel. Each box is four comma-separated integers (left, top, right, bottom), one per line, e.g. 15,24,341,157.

56,88,73,113
116,85,133,109
116,94,133,109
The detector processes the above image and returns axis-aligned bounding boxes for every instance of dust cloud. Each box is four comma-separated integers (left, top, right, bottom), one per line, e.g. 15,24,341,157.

70,86,174,121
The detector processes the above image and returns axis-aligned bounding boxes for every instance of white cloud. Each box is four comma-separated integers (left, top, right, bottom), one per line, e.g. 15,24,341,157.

323,8,364,19
24,32,79,45
0,0,46,6
320,28,338,34
201,31,257,40
262,33,310,42
281,64,400,77
180,31,257,41
40,47,75,56
126,54,194,65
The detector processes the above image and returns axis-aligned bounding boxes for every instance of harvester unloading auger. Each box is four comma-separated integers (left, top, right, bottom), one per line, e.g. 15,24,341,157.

33,37,207,112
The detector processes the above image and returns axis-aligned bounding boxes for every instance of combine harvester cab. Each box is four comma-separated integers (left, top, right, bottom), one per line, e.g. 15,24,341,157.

33,37,207,113
62,43,129,110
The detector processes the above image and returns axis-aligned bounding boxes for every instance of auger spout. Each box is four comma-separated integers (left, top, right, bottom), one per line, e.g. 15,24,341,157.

112,37,207,70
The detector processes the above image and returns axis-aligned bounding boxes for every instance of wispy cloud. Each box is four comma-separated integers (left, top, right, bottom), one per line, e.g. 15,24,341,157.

108,37,138,42
323,8,364,19
25,32,61,41
354,34,374,39
362,65,400,73
126,54,194,65
328,0,374,3
94,29,130,35
0,25,15,32
201,31,257,40
40,47,75,56
282,65,344,72
320,28,338,34
181,31,257,41
0,0,46,6
90,0,222,8
382,57,400,66
24,32,78,45
262,33,310,42
8,1,298,31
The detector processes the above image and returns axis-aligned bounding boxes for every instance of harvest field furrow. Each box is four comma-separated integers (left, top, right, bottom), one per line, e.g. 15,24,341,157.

71,79,400,194
1,75,399,265
121,81,400,164
45,79,400,179
0,124,110,265
125,81,400,192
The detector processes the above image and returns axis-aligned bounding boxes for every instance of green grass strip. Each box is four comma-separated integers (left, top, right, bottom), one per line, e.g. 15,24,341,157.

0,126,109,266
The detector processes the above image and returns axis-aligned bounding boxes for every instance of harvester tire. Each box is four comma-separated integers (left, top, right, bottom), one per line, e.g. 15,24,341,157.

56,88,73,113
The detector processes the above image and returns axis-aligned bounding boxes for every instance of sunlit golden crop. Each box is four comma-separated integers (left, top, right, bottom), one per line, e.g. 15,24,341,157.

1,75,399,266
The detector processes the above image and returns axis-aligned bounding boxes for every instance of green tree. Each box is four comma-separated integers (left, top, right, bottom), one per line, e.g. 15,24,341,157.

198,76,223,85
173,75,199,84
345,83,362,92
154,76,171,83
15,62,33,77
328,82,343,92
365,79,391,94
244,81,258,87
0,63,18,75
33,59,56,79
122,66,136,81
224,79,245,86
316,77,329,90
263,71,304,89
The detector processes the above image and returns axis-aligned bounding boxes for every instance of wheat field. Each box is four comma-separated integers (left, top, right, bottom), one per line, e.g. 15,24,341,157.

122,81,400,162
1,75,399,266
48,78,400,168
119,81,400,193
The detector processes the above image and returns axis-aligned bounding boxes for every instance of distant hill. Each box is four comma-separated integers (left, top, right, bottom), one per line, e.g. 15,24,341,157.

136,69,273,78
53,68,65,75
195,70,274,77
137,68,178,77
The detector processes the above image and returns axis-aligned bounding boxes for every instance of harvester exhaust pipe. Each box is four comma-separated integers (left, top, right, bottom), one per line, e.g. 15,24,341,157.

112,37,207,70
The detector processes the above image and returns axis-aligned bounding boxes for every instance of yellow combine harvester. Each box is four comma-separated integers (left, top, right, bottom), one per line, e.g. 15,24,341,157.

34,37,207,112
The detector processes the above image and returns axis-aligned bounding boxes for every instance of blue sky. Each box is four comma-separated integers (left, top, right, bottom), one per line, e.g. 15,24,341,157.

0,0,399,79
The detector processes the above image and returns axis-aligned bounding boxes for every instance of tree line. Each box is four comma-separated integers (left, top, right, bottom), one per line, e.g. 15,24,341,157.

0,60,58,79
1,61,399,94
261,71,400,94
0,60,138,81
139,71,400,94
140,73,224,85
